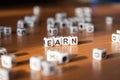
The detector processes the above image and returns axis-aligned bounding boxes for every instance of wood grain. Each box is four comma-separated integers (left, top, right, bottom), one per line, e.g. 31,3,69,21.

0,3,120,80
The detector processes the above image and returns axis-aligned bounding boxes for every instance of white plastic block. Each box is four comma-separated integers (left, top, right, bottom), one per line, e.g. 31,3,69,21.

85,23,94,32
1,54,16,69
60,21,68,28
47,24,54,32
48,27,58,36
112,33,120,42
54,37,62,46
84,17,92,22
0,48,7,56
47,49,59,62
47,18,54,25
54,20,60,28
17,28,26,36
70,26,79,34
0,31,1,38
69,36,78,45
105,17,113,25
31,15,39,24
70,20,78,26
24,16,38,27
30,56,44,71
33,6,40,16
55,12,67,20
75,8,84,18
24,16,30,22
57,51,69,64
78,22,85,31
83,7,92,18
25,20,35,27
83,7,92,13
17,20,25,29
3,27,12,36
116,30,120,34
61,36,70,45
0,27,4,34
92,48,107,60
44,37,54,47
0,68,12,80
41,61,56,76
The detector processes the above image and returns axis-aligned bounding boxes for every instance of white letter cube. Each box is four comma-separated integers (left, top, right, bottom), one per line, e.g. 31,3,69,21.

106,17,113,25
48,27,58,36
0,48,7,56
70,26,78,34
17,20,24,29
112,33,120,42
1,54,16,69
17,28,26,36
3,27,12,36
0,27,4,34
69,36,78,45
0,68,12,80
92,48,107,60
61,37,70,45
78,23,85,31
57,51,69,64
44,37,54,47
85,23,94,33
54,37,62,46
26,20,35,28
41,61,56,76
47,49,59,62
33,6,40,16
30,56,44,71
47,18,54,25
116,30,120,34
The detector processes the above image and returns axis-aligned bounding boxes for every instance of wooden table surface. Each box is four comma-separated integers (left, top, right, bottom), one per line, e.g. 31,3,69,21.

1,3,120,80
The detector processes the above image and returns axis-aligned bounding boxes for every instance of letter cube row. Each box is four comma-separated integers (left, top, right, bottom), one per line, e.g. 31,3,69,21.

44,36,78,47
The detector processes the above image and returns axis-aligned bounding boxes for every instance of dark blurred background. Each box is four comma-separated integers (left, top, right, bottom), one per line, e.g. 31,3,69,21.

0,0,119,8
0,0,120,5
